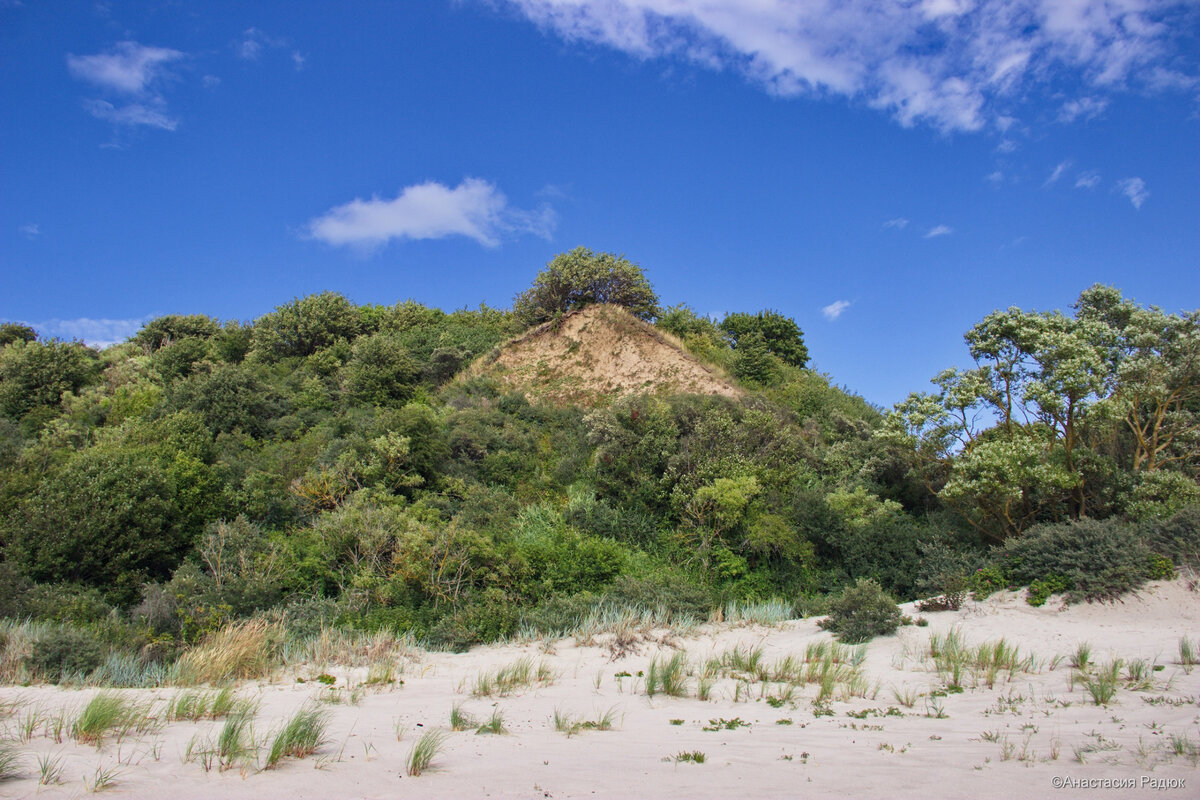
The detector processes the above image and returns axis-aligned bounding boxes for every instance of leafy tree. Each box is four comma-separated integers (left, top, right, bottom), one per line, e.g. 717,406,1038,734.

8,448,192,603
341,332,420,406
721,310,809,369
164,363,280,437
0,323,37,347
514,247,660,325
730,330,780,385
0,340,100,422
133,314,221,351
251,292,363,360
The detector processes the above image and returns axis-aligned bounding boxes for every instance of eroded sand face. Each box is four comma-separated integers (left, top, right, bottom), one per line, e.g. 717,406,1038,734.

2,580,1198,799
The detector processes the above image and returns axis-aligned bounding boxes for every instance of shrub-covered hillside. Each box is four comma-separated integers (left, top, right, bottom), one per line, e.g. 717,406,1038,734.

0,248,1196,673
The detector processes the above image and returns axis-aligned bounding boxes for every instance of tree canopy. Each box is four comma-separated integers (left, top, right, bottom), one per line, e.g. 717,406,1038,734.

514,247,660,326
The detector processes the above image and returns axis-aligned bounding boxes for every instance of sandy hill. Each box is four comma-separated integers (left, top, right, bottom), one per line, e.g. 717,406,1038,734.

469,304,742,405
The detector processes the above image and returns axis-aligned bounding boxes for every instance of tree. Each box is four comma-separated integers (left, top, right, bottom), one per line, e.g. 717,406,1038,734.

0,340,100,422
514,247,660,325
133,314,221,352
720,310,809,369
251,292,363,360
0,323,37,347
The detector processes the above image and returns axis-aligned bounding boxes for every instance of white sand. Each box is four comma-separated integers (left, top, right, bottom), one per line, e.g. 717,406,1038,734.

3,579,1198,799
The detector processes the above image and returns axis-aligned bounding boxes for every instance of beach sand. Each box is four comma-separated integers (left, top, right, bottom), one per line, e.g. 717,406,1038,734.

3,579,1198,799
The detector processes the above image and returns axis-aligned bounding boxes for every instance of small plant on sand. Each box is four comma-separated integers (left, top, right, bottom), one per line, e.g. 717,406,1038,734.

673,750,706,764
449,703,476,731
265,707,329,768
216,709,256,770
0,741,19,781
36,752,64,785
1083,660,1122,706
1068,642,1092,672
476,709,507,735
73,693,154,746
471,657,555,698
82,765,121,793
1179,637,1198,669
645,652,689,697
406,729,448,776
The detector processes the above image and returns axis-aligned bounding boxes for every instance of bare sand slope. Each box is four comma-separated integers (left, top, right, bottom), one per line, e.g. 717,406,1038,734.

2,580,1198,799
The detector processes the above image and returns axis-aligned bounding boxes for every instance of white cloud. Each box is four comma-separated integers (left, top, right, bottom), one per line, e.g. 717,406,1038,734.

18,223,40,237
504,1,1197,133
1058,96,1108,123
995,138,1018,153
1043,159,1071,186
307,178,556,249
239,29,263,60
822,300,851,321
1074,169,1101,189
1117,177,1149,209
292,51,306,71
31,317,145,349
925,224,953,238
882,217,909,229
985,170,1004,183
67,41,182,94
82,99,178,130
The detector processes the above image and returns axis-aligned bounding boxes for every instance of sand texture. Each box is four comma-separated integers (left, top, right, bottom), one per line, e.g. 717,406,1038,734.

2,580,1198,799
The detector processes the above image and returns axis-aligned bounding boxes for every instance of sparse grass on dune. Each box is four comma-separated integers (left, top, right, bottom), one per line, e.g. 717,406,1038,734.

172,620,280,686
0,740,20,781
646,652,689,697
476,708,507,735
470,657,556,697
554,706,620,736
926,629,1037,690
721,598,794,626
72,692,158,746
265,707,329,769
406,729,448,777
449,703,476,731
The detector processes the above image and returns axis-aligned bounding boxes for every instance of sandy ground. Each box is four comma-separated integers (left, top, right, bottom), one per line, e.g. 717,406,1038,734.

2,580,1198,799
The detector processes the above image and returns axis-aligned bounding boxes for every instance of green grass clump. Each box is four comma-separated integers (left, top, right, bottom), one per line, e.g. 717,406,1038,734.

476,709,507,735
406,730,448,776
471,657,555,697
673,750,706,764
265,707,329,768
72,692,153,745
1179,637,1198,668
1081,660,1122,706
449,703,476,731
216,709,256,770
0,741,20,781
645,652,689,697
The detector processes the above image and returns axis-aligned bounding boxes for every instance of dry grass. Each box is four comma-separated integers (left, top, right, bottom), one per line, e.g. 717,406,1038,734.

171,620,281,685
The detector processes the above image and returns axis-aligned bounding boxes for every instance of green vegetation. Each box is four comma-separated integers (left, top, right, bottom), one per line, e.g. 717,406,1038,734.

265,707,329,768
406,729,448,776
0,257,1195,682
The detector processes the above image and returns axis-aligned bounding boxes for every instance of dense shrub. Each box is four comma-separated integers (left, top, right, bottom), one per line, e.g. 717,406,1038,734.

997,517,1154,602
602,572,714,620
1140,506,1200,569
27,627,105,680
818,578,902,643
514,247,660,325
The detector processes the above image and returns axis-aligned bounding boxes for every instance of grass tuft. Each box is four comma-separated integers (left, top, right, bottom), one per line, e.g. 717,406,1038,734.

265,707,329,768
406,729,448,777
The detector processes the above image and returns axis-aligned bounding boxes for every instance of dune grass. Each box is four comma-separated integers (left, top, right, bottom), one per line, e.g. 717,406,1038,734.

646,652,690,697
449,703,476,731
72,692,157,746
0,740,19,781
171,620,280,686
406,729,448,777
476,708,508,735
264,707,329,768
470,656,556,697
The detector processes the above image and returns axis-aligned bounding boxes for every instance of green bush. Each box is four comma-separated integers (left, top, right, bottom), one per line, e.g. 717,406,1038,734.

997,517,1153,603
1026,574,1072,606
27,627,105,680
818,578,901,644
1141,506,1200,569
603,572,714,621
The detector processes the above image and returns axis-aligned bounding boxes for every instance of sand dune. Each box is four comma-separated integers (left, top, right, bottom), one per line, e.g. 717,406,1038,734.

3,580,1198,799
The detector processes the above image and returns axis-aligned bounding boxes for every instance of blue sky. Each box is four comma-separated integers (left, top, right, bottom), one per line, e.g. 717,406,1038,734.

2,0,1198,408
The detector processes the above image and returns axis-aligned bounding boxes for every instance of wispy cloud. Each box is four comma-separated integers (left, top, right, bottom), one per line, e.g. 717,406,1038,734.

1058,96,1108,123
1117,177,1149,209
19,316,145,349
1074,170,1101,189
985,170,1004,184
307,178,556,249
67,41,184,132
18,223,40,237
882,217,909,229
925,224,953,238
822,300,851,321
67,41,183,94
1043,159,1071,187
82,99,177,130
504,1,1196,133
